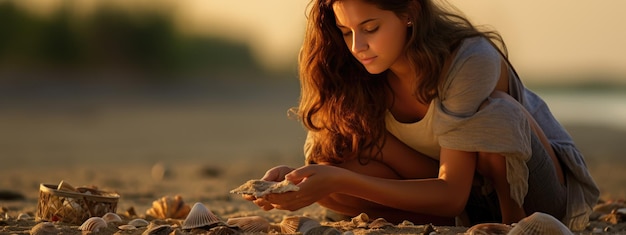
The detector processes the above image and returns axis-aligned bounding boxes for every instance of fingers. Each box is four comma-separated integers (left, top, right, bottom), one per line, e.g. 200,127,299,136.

285,165,315,183
252,197,275,211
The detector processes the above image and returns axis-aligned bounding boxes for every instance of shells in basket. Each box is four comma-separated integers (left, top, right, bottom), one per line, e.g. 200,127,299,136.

230,179,299,197
146,195,191,219
508,212,573,235
181,202,224,230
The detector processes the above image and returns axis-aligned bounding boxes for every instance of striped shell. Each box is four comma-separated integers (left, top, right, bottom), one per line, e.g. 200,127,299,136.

78,217,108,233
181,202,223,230
508,212,573,235
226,215,271,233
101,212,122,223
30,222,58,235
465,223,511,235
279,215,321,234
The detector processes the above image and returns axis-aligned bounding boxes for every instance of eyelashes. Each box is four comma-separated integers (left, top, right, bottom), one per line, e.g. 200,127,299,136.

341,26,379,37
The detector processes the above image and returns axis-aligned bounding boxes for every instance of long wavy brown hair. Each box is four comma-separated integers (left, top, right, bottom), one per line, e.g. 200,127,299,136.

296,0,507,164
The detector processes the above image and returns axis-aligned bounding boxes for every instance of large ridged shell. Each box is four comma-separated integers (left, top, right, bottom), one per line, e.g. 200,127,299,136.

230,179,299,197
465,223,511,235
508,212,573,235
30,222,58,235
226,216,271,233
181,202,223,230
146,195,191,219
78,217,108,233
101,212,122,224
279,215,321,234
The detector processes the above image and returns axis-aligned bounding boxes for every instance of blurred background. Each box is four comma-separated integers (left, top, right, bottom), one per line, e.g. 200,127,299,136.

0,0,624,201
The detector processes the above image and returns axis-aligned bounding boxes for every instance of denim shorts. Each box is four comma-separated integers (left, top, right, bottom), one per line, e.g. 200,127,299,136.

463,131,567,224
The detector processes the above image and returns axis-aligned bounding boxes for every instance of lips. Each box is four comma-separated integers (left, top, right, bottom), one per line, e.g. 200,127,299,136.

359,56,377,65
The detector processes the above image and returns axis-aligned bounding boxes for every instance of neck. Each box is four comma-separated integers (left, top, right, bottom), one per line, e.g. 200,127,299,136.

388,56,418,87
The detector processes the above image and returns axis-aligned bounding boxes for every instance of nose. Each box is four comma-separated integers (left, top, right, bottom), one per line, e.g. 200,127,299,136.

350,32,368,54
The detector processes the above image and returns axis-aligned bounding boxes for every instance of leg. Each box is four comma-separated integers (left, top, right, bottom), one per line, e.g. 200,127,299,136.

475,152,526,224
316,158,454,225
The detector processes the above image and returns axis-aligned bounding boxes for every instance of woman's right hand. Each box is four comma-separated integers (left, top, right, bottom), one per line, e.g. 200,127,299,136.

242,165,295,210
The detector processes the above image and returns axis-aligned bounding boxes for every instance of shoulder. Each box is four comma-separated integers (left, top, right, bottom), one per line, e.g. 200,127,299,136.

439,37,503,116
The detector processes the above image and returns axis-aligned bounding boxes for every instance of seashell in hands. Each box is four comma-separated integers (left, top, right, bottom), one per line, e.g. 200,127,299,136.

229,179,299,197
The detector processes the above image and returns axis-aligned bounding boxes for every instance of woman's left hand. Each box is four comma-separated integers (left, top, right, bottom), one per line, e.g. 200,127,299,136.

263,164,349,211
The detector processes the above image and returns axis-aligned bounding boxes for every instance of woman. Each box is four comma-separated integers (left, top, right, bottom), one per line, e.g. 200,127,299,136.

244,0,599,230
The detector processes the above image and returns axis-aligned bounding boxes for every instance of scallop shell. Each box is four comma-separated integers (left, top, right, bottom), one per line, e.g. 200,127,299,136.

279,215,321,234
181,202,224,230
142,224,173,235
230,179,300,197
146,195,191,219
508,212,573,235
102,212,122,223
30,222,58,235
128,218,150,227
226,215,271,233
465,223,511,235
78,217,108,233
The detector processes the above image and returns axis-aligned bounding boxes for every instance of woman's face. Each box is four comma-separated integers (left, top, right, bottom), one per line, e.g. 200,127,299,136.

333,0,409,74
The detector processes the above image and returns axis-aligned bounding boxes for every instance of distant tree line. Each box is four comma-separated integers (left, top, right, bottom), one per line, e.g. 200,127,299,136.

0,2,266,81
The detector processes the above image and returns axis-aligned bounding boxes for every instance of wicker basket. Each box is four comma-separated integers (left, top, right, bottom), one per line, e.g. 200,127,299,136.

36,183,120,225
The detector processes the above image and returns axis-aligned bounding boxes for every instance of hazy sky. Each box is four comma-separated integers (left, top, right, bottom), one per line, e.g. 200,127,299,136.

14,0,626,85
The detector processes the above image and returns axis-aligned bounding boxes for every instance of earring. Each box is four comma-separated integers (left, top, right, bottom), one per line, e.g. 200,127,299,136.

407,21,413,27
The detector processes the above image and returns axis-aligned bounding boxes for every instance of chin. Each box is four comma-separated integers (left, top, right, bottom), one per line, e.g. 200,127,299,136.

363,65,387,75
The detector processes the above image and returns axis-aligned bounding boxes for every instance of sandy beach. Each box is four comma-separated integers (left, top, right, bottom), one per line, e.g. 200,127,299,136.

1,82,625,234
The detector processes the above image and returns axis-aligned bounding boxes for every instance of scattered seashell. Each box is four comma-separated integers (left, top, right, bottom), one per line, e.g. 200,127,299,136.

230,179,300,197
303,225,342,235
398,220,414,227
30,222,58,235
226,215,271,233
279,215,321,234
118,224,137,230
102,212,122,223
78,217,108,233
181,202,224,230
146,195,191,219
508,212,573,235
129,218,150,227
350,213,369,228
465,223,511,235
142,224,173,235
593,201,626,214
368,218,393,229
17,213,32,221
